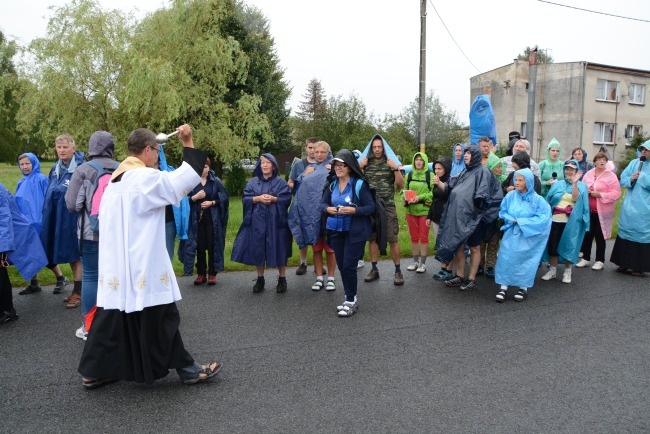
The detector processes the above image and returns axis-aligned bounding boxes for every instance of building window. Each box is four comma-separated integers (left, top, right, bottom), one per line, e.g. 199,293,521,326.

628,83,645,105
593,122,616,144
520,122,527,139
596,79,618,102
626,125,643,146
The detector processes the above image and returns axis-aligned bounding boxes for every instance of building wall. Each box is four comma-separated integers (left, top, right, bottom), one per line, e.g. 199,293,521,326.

471,60,650,165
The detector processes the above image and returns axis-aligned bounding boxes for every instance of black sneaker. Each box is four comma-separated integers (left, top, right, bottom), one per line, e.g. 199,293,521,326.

252,279,265,293
0,309,18,324
444,276,464,287
52,277,70,294
19,284,42,295
296,263,307,275
460,279,477,291
276,278,287,293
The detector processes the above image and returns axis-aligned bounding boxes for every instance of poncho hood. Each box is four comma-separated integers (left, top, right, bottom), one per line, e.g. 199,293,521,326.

254,153,279,180
410,152,430,173
465,145,482,170
451,143,467,176
545,138,561,162
515,168,536,200
88,130,115,159
330,149,365,181
18,153,42,176
434,157,452,183
359,134,402,166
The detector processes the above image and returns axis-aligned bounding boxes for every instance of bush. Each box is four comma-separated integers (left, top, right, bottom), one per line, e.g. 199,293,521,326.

225,163,248,197
618,134,648,172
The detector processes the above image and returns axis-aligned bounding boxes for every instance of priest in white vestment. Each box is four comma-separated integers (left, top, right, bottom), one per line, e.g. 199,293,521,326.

78,125,221,388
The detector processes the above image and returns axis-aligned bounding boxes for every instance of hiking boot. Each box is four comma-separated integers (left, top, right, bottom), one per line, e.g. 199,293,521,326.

445,276,464,287
393,272,404,286
194,275,207,285
562,269,572,284
541,269,556,281
296,263,307,275
406,262,419,271
276,278,287,293
514,289,528,301
495,287,507,303
52,277,70,294
364,269,379,282
253,278,265,293
19,283,42,295
460,279,477,291
575,259,590,268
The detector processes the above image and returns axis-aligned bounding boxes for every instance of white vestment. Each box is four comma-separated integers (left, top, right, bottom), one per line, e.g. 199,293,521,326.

97,162,200,313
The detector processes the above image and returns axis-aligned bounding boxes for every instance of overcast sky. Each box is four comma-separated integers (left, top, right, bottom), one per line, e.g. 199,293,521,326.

3,0,649,126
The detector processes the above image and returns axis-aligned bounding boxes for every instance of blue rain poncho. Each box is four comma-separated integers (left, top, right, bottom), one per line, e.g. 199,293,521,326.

288,153,332,249
14,153,49,235
469,95,497,146
450,143,466,177
617,153,650,244
231,153,292,267
357,134,402,167
543,160,590,264
495,169,552,289
0,182,48,280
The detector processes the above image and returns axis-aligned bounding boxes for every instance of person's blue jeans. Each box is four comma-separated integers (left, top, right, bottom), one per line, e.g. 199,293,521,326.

328,231,366,302
176,360,201,380
81,240,99,316
165,220,176,262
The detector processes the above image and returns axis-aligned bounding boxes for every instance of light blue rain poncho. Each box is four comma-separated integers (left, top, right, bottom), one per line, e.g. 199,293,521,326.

158,147,190,241
14,153,49,235
543,159,590,264
356,134,402,167
617,141,650,244
495,169,552,289
450,143,466,177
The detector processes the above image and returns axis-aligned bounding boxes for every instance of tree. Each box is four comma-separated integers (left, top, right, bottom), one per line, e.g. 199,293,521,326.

17,0,134,152
121,0,273,169
397,90,466,161
517,45,554,64
296,78,327,121
220,1,292,155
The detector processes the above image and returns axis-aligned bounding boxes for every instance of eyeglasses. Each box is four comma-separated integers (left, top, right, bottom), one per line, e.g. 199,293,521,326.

148,145,160,152
333,162,348,168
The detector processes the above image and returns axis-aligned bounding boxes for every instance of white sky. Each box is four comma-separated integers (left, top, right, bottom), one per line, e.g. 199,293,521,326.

2,0,649,126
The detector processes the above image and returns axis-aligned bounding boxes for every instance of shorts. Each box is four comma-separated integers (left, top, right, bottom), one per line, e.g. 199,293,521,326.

466,223,484,248
313,237,334,253
368,202,399,243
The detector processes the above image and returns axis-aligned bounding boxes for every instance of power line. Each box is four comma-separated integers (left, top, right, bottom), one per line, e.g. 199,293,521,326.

538,0,650,23
428,0,482,74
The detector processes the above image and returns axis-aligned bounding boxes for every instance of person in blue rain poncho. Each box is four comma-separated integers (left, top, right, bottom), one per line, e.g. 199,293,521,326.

0,182,48,324
541,159,589,284
231,153,292,293
14,153,66,295
450,143,466,177
494,169,552,303
610,140,650,276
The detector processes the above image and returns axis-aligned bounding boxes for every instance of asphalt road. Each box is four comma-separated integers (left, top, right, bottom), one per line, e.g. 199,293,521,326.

1,241,648,433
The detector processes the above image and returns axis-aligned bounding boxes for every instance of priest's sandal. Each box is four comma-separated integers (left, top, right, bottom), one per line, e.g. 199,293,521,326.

183,361,222,385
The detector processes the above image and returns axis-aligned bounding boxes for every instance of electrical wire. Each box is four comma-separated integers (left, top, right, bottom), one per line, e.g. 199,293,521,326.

428,0,482,74
538,0,650,23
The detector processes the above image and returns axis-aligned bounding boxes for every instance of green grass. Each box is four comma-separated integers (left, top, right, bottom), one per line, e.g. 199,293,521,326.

0,161,624,286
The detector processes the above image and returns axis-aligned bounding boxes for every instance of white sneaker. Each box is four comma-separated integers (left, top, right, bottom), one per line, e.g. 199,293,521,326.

406,262,419,271
578,252,583,258
592,261,604,270
357,260,364,269
416,263,426,273
575,259,590,268
325,280,336,291
541,269,556,281
75,326,88,341
562,269,572,283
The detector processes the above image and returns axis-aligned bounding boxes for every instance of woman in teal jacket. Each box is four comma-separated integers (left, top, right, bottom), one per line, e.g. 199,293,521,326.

539,138,564,197
404,152,434,273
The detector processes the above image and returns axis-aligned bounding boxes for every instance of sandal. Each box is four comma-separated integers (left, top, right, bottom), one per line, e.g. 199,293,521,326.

630,271,645,277
82,378,118,390
311,279,324,291
183,361,222,385
337,302,358,317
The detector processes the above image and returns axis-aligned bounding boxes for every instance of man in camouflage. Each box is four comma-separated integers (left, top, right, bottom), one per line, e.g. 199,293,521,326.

359,135,405,285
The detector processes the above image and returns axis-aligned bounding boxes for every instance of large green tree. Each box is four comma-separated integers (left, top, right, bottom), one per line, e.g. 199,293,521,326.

122,0,274,168
0,31,23,161
17,0,134,153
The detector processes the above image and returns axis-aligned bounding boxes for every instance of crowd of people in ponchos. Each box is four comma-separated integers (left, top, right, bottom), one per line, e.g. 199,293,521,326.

2,131,649,328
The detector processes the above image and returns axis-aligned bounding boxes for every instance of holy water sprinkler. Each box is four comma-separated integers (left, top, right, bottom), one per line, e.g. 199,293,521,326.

155,130,179,144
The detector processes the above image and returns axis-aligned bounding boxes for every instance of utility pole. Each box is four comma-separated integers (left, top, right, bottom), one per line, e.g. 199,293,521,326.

527,48,538,156
418,0,426,153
